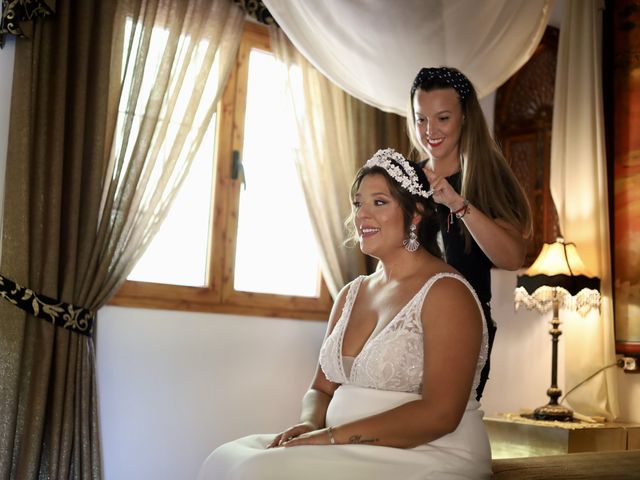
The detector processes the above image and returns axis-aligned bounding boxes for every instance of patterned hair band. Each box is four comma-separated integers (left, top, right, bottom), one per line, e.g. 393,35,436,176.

411,67,473,102
364,148,433,199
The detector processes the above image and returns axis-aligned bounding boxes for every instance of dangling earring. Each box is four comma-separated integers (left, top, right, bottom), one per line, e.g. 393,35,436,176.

403,224,420,252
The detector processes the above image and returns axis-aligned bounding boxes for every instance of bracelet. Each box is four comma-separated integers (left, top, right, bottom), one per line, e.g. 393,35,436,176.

455,199,470,219
447,199,469,232
327,427,336,445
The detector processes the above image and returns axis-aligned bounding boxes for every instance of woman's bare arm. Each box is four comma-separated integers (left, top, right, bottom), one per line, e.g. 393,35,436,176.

426,169,526,270
267,283,349,447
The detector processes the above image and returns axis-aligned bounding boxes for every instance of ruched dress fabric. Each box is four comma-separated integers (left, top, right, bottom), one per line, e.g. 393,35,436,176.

197,273,492,480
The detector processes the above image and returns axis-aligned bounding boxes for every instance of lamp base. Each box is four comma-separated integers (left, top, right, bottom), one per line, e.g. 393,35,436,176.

533,403,573,422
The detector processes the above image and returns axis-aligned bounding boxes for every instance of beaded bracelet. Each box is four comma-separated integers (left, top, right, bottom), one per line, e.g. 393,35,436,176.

455,199,470,219
447,199,469,232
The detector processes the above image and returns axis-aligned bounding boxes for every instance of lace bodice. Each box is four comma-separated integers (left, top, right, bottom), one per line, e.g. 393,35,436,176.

319,273,488,397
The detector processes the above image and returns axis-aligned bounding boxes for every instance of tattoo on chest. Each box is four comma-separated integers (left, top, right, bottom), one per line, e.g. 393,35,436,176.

348,435,379,444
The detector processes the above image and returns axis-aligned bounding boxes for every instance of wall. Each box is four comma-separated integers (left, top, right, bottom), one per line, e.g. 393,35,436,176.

481,270,560,416
96,307,326,480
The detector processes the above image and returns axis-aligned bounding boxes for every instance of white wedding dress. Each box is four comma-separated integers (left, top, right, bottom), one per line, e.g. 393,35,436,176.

198,273,492,480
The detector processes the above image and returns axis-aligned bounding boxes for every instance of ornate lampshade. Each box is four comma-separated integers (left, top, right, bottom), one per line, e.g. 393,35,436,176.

514,238,601,421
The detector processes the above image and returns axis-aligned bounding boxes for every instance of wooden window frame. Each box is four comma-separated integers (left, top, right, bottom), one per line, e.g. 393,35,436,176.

109,22,333,321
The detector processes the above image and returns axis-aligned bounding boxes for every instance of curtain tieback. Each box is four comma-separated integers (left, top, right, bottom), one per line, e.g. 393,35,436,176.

0,274,94,336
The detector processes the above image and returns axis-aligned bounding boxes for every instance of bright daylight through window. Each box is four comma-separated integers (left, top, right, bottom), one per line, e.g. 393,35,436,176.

233,49,320,297
125,29,323,301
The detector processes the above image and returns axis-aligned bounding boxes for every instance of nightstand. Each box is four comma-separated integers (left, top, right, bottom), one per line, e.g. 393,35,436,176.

484,413,640,459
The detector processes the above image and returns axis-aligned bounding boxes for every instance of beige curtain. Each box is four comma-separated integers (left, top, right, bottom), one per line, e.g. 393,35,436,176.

269,27,409,296
0,1,243,478
94,0,244,302
550,0,619,420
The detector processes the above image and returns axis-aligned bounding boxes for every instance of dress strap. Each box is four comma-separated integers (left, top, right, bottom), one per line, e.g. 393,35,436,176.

339,275,365,320
415,272,486,328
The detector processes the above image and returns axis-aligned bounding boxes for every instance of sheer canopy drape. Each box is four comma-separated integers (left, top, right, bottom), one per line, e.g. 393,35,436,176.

549,0,619,420
270,27,410,296
0,1,243,478
263,0,553,114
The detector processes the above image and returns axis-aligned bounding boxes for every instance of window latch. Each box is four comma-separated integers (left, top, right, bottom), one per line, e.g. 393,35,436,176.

231,150,246,189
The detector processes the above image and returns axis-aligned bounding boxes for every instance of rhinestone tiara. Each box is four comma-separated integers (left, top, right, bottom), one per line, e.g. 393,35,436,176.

364,148,433,199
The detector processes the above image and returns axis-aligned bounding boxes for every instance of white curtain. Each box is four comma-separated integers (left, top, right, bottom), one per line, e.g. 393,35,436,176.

262,0,552,114
550,0,619,420
270,27,367,298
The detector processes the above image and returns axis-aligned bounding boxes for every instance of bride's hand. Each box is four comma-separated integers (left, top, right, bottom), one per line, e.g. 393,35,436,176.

266,422,316,448
281,427,335,448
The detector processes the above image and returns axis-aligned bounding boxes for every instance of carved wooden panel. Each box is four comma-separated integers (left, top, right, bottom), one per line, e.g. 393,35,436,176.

495,27,560,265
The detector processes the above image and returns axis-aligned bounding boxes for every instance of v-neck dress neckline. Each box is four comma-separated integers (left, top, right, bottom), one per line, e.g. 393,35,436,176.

338,276,430,381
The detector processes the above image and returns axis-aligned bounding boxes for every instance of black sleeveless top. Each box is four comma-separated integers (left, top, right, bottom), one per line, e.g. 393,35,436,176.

434,172,493,307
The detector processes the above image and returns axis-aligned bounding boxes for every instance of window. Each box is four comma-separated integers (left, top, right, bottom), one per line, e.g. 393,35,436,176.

111,22,332,320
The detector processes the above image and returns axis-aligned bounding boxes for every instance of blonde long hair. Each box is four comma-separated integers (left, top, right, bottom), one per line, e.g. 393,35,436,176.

407,68,533,244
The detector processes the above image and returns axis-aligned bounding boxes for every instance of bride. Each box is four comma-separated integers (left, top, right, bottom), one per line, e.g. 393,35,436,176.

198,148,492,479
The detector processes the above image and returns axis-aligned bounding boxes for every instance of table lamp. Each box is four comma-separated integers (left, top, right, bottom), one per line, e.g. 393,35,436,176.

514,237,601,421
